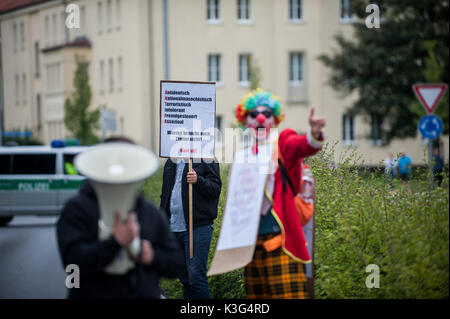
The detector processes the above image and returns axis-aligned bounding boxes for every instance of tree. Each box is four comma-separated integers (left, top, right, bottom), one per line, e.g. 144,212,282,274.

319,0,449,143
410,41,449,134
249,56,263,91
64,56,100,145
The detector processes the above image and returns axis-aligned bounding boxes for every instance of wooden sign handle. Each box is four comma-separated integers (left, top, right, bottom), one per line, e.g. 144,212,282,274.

188,158,194,259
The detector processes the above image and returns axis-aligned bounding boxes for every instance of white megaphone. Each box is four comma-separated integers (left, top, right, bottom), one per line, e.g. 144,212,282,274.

74,142,160,275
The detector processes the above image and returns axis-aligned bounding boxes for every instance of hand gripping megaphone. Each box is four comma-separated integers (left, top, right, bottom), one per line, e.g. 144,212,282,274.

74,142,159,274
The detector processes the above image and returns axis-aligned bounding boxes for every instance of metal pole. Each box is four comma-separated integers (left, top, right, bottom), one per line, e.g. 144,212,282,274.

0,26,3,146
429,138,434,189
163,0,169,80
147,0,156,152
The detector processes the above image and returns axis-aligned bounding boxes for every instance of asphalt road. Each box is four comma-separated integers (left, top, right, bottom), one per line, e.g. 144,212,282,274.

0,216,67,299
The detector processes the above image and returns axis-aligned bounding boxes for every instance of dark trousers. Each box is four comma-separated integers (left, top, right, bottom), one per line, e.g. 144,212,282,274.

174,224,213,299
434,170,443,187
400,173,410,181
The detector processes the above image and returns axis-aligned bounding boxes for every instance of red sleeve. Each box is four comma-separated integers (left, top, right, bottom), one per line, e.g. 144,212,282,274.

278,128,324,170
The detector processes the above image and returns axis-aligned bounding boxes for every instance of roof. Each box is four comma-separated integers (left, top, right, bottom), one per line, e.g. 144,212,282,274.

0,0,52,15
42,36,92,53
65,36,91,48
0,146,90,154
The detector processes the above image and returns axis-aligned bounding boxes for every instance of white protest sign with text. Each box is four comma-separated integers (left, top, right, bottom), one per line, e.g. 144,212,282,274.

160,81,216,159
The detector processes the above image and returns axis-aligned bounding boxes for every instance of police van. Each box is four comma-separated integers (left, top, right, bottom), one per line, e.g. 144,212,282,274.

0,141,89,226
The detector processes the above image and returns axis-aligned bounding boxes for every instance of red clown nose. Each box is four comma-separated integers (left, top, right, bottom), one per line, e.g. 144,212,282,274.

256,114,266,124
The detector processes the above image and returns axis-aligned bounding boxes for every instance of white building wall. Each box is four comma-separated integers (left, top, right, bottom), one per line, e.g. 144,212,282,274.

1,0,448,164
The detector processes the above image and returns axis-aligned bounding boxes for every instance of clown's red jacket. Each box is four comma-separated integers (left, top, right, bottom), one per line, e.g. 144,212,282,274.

270,128,324,263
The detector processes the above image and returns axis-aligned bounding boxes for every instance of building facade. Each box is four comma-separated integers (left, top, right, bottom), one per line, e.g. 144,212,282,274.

1,0,448,165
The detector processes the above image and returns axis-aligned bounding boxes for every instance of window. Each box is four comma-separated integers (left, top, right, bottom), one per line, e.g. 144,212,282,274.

216,115,223,143
97,2,103,33
116,0,121,29
117,57,123,89
207,0,220,21
11,154,56,175
0,155,12,174
56,63,61,92
46,65,50,91
99,60,105,92
15,74,20,106
60,12,65,43
237,0,250,21
238,54,250,85
289,0,302,21
340,0,352,21
216,115,222,132
46,63,60,93
63,154,82,175
44,16,50,45
47,64,52,92
289,52,304,83
52,13,57,44
20,21,25,51
342,114,354,145
13,23,18,52
51,13,58,44
22,73,27,105
80,5,86,34
35,42,40,77
208,54,221,82
370,114,383,145
108,58,114,92
106,0,112,31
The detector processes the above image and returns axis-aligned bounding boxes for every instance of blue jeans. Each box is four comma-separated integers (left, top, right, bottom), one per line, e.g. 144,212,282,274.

174,224,213,299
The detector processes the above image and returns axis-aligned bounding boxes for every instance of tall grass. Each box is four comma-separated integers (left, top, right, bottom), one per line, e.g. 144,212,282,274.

310,142,449,298
142,143,449,299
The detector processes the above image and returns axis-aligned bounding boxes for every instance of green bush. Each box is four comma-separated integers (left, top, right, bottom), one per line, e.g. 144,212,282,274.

311,143,449,298
142,144,449,299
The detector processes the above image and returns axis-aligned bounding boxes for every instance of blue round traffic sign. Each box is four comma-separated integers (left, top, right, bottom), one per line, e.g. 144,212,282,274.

418,114,443,139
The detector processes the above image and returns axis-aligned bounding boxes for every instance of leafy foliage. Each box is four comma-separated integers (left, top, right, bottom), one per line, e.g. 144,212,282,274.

310,143,449,298
319,0,449,142
64,56,100,145
249,56,263,91
142,146,448,298
409,41,449,134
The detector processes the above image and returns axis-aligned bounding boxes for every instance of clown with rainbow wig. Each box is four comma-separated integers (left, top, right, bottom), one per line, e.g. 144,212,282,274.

235,88,326,299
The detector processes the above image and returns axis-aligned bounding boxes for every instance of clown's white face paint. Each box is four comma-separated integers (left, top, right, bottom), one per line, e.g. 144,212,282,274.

245,106,275,141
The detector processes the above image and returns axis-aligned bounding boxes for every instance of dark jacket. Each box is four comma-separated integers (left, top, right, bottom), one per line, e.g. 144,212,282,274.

160,159,221,228
56,181,184,299
433,155,444,173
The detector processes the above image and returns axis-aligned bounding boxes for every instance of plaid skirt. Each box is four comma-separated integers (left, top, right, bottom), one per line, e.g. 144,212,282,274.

244,233,308,299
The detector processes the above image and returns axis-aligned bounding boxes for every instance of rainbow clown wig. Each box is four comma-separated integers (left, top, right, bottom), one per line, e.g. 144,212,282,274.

235,88,285,128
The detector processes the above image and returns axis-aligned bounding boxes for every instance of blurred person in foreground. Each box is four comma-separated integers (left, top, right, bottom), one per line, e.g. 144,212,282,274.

56,136,184,298
235,88,325,299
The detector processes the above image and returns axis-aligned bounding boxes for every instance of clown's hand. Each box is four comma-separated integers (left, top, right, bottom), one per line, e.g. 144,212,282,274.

309,107,326,140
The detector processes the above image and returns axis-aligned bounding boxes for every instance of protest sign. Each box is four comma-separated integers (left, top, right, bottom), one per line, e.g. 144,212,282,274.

160,80,216,160
208,143,273,276
160,80,216,259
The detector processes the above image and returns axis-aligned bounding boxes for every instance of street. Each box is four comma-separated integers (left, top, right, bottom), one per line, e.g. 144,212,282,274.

0,216,67,299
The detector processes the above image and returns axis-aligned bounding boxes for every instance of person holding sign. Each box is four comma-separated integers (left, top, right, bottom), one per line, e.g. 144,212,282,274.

160,159,221,299
235,88,325,299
